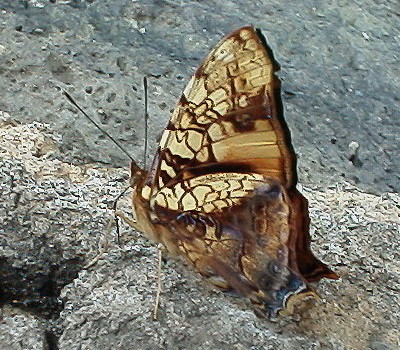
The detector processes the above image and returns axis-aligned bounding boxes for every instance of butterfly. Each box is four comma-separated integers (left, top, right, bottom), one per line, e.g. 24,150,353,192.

128,26,338,317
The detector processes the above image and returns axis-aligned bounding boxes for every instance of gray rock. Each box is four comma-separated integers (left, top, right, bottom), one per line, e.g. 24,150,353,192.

0,306,45,350
1,116,399,349
0,0,398,193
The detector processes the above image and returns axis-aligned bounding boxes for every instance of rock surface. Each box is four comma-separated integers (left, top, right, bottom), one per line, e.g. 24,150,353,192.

0,306,46,350
0,0,398,193
0,1,399,349
1,116,399,349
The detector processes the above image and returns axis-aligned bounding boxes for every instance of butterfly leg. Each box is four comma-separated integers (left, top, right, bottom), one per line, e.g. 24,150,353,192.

115,209,138,229
85,209,141,269
85,214,115,268
115,209,167,319
152,247,163,320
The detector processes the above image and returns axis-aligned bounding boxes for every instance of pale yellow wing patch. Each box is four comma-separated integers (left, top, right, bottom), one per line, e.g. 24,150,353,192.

151,172,266,213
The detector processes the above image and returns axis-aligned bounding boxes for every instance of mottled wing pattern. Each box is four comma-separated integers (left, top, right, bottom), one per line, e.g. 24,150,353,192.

142,26,296,203
131,26,338,317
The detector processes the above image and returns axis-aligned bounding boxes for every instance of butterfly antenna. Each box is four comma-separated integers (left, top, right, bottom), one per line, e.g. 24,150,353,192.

143,77,149,168
63,91,137,165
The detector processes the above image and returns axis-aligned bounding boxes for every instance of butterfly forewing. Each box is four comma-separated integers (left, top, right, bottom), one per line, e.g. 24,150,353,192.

144,27,296,200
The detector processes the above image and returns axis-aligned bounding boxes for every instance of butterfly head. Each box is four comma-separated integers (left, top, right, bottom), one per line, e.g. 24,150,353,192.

129,161,146,187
